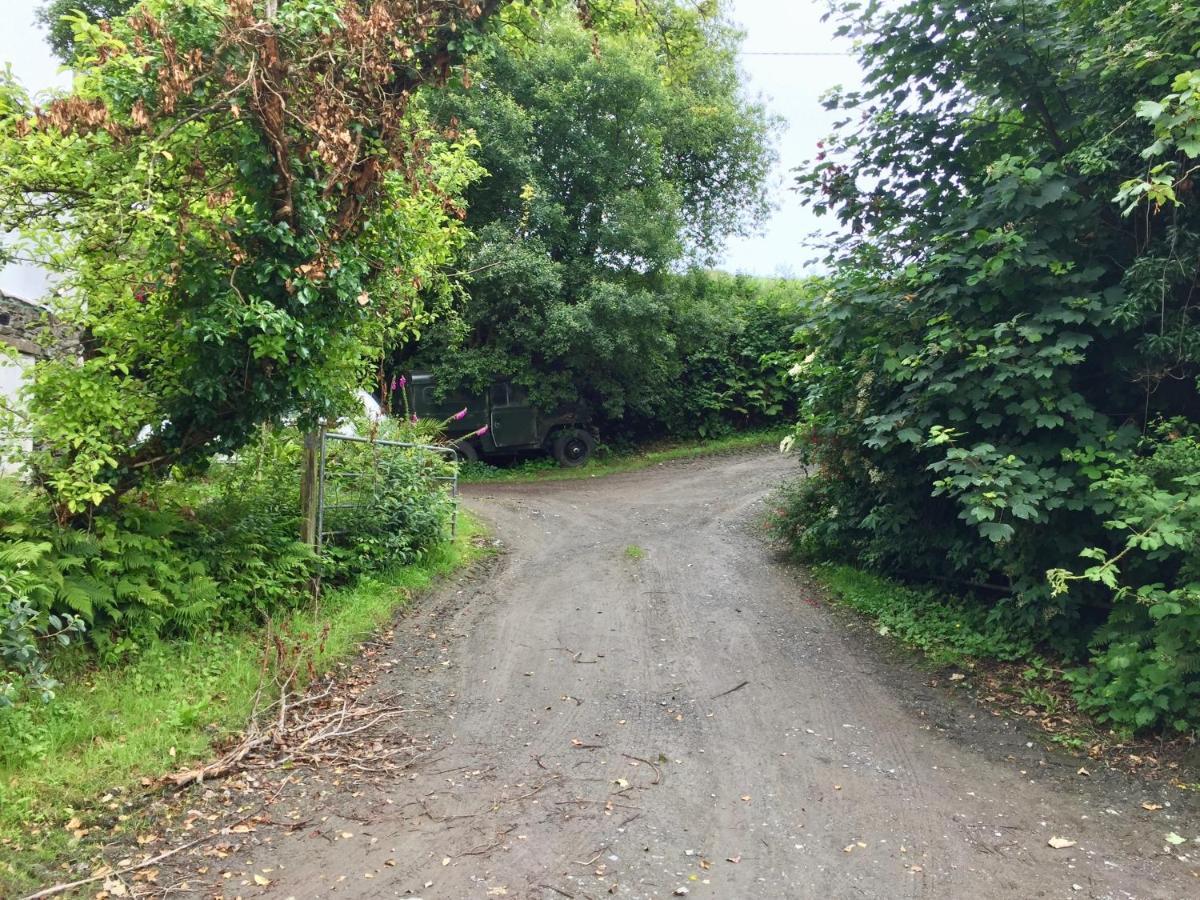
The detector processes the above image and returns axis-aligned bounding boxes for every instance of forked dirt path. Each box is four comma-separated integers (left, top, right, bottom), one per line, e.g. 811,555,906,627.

203,451,1197,899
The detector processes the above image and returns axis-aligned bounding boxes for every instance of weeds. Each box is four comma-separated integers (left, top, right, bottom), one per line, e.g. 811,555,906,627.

0,515,486,894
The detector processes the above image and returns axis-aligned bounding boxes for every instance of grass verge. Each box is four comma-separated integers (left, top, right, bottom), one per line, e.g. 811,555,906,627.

459,426,787,484
814,564,1036,667
811,565,1200,779
0,513,487,894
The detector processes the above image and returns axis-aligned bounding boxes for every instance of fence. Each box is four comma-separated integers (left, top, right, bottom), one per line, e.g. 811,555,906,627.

316,430,459,552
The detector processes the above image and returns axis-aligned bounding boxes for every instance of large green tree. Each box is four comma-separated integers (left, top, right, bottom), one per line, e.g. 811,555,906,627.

784,0,1200,730
2,0,505,518
406,2,777,430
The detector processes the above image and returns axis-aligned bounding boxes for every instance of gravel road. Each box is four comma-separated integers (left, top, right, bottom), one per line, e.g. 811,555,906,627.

220,451,1198,899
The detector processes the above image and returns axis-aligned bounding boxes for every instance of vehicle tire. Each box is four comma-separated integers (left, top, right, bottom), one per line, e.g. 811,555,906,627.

451,439,478,463
552,428,595,468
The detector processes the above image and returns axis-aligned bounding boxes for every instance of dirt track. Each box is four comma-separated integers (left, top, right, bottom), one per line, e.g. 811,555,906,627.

213,451,1198,899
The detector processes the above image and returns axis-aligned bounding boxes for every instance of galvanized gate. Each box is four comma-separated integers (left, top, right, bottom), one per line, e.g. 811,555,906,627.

316,430,458,552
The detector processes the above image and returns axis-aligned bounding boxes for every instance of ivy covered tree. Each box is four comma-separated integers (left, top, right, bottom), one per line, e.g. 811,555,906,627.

403,2,779,431
1,0,508,518
783,0,1200,731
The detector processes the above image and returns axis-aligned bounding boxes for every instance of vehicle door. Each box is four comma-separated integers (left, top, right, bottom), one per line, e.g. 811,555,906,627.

489,382,539,448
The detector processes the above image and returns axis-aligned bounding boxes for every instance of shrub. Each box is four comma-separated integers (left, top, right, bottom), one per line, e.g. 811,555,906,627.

0,418,455,694
1050,426,1200,732
0,564,85,706
777,0,1200,734
319,419,457,579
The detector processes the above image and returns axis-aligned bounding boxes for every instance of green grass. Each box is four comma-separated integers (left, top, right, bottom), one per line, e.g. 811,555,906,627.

624,544,646,561
459,427,787,484
0,514,487,894
814,564,1037,667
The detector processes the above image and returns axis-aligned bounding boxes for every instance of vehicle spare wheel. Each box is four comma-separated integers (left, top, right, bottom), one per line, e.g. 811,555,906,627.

553,428,595,467
451,440,478,463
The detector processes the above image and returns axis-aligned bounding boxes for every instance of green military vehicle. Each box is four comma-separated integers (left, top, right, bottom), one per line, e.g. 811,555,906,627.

405,373,595,467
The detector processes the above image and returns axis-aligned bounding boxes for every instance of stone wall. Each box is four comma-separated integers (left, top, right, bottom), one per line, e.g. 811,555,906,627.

0,291,55,358
0,291,48,471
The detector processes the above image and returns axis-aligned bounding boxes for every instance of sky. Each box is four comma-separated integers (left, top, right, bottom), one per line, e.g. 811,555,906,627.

719,0,861,276
0,0,860,295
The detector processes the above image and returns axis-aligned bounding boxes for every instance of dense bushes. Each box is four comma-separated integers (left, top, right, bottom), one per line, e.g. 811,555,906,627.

780,0,1200,733
411,270,813,441
0,423,456,706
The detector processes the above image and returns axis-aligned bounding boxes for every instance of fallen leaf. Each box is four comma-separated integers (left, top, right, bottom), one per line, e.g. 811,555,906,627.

442,857,451,866
254,874,270,886
726,854,741,864
1165,832,1186,846
1142,802,1163,812
740,795,751,802
1048,837,1076,849
65,817,82,832
699,859,711,870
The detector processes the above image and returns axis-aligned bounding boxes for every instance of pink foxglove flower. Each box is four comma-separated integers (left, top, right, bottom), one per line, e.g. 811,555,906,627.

397,374,407,389
475,424,489,437
410,414,418,424
452,408,468,421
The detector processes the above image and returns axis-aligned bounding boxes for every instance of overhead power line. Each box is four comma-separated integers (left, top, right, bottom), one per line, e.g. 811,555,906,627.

740,51,852,56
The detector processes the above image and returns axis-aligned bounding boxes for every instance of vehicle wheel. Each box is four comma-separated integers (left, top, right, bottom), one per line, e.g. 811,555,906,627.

553,428,595,468
451,440,478,463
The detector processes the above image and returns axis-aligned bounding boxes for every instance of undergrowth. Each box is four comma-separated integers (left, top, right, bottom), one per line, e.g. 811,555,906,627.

814,565,1039,668
0,513,485,894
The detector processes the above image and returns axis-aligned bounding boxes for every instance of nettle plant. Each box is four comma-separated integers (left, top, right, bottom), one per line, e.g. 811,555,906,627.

0,0,501,521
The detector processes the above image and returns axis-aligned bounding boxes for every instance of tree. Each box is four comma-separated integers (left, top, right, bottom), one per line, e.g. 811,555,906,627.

784,0,1200,730
406,2,777,429
37,0,135,60
1,0,507,519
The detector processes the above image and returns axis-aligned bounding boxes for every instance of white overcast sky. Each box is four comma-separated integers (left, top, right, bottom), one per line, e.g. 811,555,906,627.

0,0,859,295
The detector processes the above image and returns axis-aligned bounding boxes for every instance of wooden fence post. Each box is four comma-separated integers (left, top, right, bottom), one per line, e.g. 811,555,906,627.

300,429,320,548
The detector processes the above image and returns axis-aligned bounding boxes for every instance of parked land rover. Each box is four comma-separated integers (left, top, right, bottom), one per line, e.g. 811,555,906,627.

405,373,595,467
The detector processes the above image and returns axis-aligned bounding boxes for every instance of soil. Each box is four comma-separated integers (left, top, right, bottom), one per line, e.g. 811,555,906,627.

124,451,1200,899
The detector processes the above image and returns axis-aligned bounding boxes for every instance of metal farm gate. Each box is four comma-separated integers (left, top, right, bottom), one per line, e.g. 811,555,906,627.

316,431,459,552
